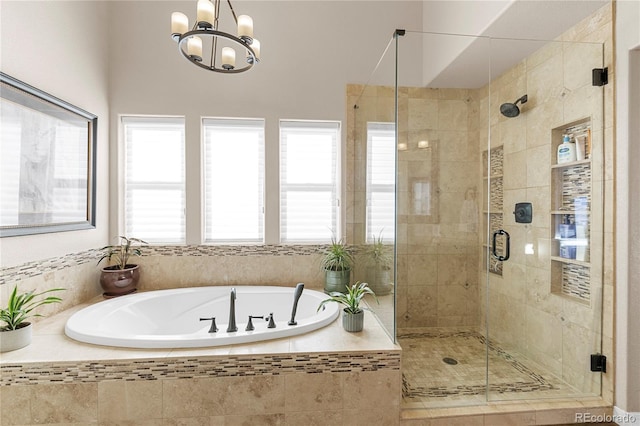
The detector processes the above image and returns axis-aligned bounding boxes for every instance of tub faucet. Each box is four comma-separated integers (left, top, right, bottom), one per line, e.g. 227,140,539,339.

288,283,305,326
227,288,238,332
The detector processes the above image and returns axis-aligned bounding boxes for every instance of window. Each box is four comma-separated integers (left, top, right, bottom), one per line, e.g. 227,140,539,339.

203,118,265,243
280,120,340,242
366,122,395,242
122,116,185,244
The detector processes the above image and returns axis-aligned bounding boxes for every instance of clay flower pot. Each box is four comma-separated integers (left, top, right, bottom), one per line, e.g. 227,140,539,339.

100,264,140,298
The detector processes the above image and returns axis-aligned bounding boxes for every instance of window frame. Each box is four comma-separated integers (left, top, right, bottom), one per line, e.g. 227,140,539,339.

121,115,186,244
279,119,342,243
365,121,396,243
201,117,266,244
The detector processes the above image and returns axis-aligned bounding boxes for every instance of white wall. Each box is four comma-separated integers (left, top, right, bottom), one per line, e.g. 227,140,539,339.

107,1,424,244
615,0,640,414
0,1,110,267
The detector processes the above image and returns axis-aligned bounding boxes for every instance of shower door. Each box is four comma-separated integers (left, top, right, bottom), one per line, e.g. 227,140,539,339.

485,37,606,401
352,28,608,409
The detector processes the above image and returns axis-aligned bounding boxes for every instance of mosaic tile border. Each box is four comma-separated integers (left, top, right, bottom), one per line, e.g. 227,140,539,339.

0,248,102,286
562,263,591,302
398,330,555,399
0,245,330,286
0,351,400,387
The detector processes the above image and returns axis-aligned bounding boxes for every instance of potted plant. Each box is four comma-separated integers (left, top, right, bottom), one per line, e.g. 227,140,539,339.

98,236,147,298
364,232,393,295
318,281,378,332
320,236,354,294
0,286,64,352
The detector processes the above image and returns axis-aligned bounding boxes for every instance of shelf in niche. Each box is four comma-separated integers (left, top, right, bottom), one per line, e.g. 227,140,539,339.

483,211,503,215
551,159,591,169
550,256,591,267
553,292,591,306
483,174,503,180
551,210,590,215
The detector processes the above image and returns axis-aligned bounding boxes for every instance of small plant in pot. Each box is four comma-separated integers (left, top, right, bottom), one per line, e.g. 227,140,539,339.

320,236,354,294
98,236,147,298
364,232,393,296
317,281,378,332
0,285,64,352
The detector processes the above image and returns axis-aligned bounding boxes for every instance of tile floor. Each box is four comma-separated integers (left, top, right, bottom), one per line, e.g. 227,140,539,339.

399,328,588,409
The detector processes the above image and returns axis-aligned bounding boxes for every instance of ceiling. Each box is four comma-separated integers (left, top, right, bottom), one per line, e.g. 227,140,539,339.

423,0,609,88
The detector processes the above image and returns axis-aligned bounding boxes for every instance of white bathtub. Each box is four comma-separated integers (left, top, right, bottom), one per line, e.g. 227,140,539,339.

65,286,339,349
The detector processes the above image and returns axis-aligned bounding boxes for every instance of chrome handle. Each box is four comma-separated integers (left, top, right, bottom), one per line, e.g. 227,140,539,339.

492,229,510,261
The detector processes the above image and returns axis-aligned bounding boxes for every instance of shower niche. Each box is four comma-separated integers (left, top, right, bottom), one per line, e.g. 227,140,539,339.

550,118,593,304
483,145,504,276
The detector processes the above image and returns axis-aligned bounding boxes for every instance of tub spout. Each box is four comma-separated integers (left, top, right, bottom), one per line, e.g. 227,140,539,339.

288,283,305,326
227,288,238,332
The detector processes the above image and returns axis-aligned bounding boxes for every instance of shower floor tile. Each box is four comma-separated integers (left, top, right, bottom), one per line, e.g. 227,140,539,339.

399,328,579,408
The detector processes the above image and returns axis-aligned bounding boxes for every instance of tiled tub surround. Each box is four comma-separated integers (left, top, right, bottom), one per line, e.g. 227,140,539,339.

0,300,402,425
0,244,333,323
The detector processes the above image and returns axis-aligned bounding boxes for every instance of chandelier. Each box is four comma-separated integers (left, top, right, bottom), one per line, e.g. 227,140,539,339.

171,0,260,73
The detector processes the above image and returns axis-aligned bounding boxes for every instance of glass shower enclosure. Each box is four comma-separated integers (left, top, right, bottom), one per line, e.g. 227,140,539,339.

348,30,605,408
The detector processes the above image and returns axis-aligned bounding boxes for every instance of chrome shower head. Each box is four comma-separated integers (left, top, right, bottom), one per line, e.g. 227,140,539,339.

500,94,528,118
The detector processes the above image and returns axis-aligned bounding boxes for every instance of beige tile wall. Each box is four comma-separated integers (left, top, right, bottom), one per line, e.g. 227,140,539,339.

0,369,401,425
0,246,328,325
345,0,614,405
347,86,481,330
477,2,614,398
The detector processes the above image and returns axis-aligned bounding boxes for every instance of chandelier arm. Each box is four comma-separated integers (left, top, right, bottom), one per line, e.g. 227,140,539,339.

213,0,221,30
227,0,239,24
212,34,218,69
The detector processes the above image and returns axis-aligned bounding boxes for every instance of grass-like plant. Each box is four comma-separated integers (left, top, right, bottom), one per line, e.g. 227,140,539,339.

0,286,64,331
320,236,354,271
366,231,392,269
317,281,378,314
98,236,147,270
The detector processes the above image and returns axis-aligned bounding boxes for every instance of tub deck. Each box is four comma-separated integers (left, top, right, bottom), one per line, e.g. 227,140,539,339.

0,294,399,365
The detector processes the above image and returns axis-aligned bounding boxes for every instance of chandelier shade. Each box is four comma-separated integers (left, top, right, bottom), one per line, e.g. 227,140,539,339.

171,0,260,74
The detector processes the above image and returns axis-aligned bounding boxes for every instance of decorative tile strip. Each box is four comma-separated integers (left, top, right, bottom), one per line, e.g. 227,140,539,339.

0,351,400,387
491,146,504,176
490,177,503,210
562,263,591,302
0,244,329,286
561,164,591,210
142,244,326,257
483,146,504,177
0,248,102,286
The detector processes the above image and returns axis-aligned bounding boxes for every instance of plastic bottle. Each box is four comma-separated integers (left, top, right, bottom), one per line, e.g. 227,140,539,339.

557,135,577,164
575,134,586,161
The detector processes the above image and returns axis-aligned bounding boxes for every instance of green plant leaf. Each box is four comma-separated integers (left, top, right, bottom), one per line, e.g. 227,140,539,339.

316,281,378,315
97,236,147,269
0,286,64,330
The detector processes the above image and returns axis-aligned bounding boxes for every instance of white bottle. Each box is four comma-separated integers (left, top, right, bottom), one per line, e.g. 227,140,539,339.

575,134,586,161
557,135,577,164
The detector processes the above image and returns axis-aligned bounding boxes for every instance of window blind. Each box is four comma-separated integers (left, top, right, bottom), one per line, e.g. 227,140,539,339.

122,116,185,244
366,122,395,242
280,120,340,242
203,118,265,243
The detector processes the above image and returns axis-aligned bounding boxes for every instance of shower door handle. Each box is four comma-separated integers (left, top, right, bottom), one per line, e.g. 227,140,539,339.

492,230,510,261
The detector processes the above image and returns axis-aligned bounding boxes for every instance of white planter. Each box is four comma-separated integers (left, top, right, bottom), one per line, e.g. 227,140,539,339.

0,322,32,352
